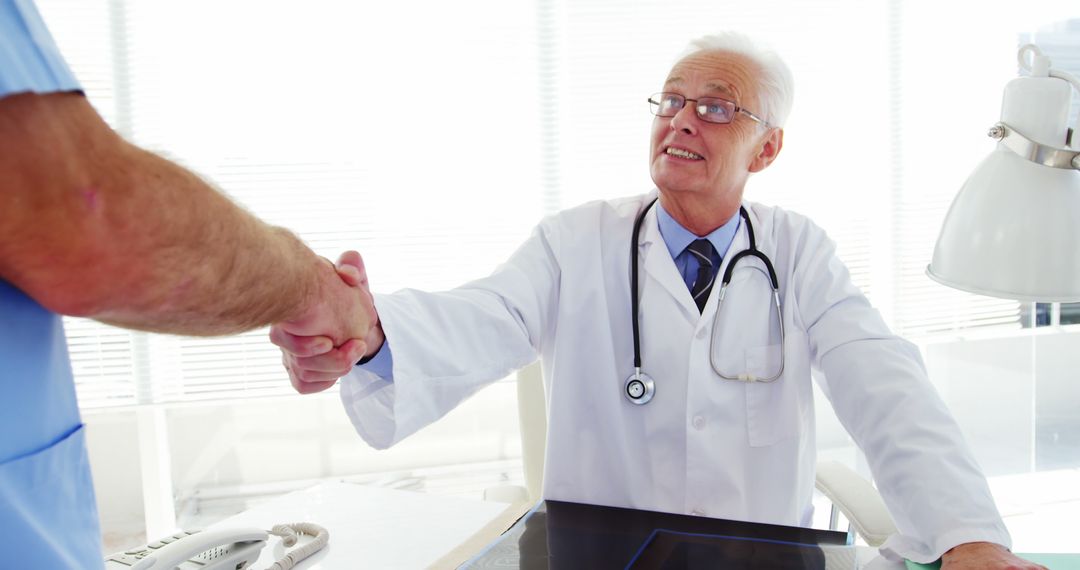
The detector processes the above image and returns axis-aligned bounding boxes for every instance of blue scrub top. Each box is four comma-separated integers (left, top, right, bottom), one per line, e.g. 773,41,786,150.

1,0,104,567
0,283,103,568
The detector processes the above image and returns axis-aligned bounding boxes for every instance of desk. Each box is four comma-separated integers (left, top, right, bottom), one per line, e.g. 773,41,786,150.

207,482,510,568
208,482,903,569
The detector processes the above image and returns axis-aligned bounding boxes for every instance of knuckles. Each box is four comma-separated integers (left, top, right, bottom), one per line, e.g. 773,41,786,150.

268,326,286,347
296,368,319,383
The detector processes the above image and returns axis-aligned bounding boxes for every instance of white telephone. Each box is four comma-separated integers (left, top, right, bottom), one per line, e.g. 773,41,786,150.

105,523,328,570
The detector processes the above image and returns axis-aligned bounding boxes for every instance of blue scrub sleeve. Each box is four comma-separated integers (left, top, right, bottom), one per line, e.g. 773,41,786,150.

0,0,81,96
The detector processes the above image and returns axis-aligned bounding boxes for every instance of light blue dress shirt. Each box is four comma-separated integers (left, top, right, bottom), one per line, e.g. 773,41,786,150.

0,0,101,567
358,201,741,381
654,202,740,292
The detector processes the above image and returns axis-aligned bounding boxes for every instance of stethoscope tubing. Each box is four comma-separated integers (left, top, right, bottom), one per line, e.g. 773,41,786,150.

625,197,786,405
630,198,657,371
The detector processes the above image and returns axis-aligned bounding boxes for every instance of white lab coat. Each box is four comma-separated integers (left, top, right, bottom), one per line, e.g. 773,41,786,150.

340,192,1010,563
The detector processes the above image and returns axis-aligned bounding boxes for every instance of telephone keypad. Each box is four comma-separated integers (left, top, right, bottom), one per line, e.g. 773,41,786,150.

106,531,198,566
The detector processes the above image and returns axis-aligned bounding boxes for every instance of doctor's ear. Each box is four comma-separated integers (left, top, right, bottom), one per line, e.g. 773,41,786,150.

748,128,783,173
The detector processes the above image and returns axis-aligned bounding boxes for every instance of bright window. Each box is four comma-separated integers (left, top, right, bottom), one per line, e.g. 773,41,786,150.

37,0,1077,421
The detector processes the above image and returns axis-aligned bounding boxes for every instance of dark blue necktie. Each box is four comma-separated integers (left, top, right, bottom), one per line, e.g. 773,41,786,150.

687,239,717,313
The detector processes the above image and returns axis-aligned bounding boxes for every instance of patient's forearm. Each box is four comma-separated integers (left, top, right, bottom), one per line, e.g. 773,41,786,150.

0,92,327,335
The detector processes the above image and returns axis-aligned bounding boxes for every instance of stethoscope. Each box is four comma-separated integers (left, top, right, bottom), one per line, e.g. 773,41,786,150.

624,198,786,405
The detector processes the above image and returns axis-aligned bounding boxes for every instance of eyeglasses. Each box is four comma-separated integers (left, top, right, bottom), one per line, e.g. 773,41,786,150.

647,92,771,128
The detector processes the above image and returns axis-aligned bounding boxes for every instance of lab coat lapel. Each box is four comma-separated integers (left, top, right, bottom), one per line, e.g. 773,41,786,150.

639,206,699,316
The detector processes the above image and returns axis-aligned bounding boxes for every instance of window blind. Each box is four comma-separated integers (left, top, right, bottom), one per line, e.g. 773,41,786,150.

40,0,545,408
34,0,1077,409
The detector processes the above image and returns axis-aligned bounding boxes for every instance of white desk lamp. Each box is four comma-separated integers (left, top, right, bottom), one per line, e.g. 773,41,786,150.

927,44,1080,302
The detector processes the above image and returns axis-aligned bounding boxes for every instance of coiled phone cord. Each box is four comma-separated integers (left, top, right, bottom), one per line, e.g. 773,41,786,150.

267,522,330,570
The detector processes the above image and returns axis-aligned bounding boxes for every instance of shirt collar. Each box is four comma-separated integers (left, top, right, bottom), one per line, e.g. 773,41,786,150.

656,202,742,260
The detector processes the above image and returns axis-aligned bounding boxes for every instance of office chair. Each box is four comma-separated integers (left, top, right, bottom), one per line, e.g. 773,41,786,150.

484,362,898,548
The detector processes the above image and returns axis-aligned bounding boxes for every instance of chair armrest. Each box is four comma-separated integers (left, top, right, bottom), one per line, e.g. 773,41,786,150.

815,460,898,547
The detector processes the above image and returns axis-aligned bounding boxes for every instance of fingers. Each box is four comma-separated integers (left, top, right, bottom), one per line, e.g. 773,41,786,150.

281,338,368,395
269,326,334,357
294,338,368,373
293,378,337,395
335,263,362,286
335,250,367,287
283,351,342,395
337,250,363,273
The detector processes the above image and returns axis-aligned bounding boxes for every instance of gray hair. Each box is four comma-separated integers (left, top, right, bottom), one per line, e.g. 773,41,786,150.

678,33,795,128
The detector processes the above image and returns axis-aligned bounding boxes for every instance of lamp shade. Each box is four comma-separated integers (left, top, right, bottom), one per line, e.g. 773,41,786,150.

927,50,1080,303
927,147,1080,302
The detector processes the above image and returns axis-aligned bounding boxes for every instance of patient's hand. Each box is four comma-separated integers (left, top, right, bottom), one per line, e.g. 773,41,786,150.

941,542,1046,570
270,250,384,394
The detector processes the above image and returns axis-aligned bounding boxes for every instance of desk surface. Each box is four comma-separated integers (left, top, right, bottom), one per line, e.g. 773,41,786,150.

209,482,902,569
208,481,509,569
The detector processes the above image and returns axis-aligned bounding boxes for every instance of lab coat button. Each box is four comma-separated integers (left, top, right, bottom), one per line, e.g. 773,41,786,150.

692,415,705,430
696,327,707,339
690,508,705,516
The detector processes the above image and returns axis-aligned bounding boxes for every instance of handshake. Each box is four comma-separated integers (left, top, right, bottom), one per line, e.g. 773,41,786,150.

269,250,383,394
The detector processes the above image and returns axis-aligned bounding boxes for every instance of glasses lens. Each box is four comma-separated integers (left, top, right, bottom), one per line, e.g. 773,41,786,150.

649,93,684,117
696,98,735,124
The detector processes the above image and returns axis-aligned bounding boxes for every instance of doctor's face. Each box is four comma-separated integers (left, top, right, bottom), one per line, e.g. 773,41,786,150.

649,51,781,207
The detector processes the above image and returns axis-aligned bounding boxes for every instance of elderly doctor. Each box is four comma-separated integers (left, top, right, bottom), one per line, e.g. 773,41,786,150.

273,33,1039,568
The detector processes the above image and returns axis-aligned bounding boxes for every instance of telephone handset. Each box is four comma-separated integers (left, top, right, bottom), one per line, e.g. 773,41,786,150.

105,522,328,570
104,527,266,569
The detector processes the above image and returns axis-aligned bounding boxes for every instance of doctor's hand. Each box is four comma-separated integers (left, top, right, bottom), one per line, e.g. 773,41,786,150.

270,251,384,394
940,542,1046,570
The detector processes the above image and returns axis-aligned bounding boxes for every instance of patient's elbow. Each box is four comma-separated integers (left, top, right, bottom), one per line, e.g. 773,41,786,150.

23,278,111,318
3,255,120,318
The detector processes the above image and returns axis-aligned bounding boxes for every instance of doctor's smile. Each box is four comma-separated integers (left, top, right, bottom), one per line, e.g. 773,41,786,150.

663,146,705,160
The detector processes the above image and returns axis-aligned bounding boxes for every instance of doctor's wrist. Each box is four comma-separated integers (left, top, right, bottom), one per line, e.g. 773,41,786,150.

355,327,386,366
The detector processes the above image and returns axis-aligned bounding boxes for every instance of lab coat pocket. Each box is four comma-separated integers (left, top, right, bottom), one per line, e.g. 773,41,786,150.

744,344,801,447
0,424,102,566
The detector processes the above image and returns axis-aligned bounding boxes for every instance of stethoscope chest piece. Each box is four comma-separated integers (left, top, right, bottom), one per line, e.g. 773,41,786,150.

624,370,655,405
